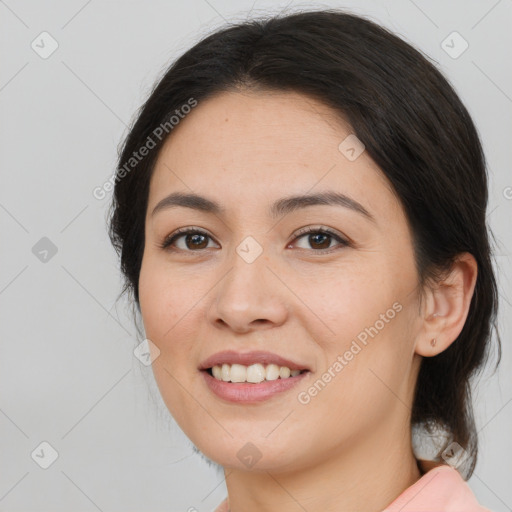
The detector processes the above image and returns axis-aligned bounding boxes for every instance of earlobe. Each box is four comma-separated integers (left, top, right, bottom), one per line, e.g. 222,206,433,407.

415,253,478,357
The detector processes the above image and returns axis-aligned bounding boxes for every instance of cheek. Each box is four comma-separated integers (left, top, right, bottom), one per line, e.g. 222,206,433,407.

138,254,217,380
138,256,191,346
292,260,402,346
138,257,198,411
293,261,414,403
300,314,411,441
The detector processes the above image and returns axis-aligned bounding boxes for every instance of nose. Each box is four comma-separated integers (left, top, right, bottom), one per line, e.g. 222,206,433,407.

206,248,289,333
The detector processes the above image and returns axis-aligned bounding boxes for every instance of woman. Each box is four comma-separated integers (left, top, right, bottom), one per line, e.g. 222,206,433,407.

108,9,500,511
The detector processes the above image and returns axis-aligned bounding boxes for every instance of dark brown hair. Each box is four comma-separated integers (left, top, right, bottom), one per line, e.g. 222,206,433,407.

108,8,501,478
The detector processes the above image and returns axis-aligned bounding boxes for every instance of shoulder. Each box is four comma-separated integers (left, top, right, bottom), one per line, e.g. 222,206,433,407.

383,463,494,512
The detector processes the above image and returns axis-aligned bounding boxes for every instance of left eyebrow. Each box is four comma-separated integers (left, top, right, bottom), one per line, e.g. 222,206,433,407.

270,191,375,223
151,190,375,223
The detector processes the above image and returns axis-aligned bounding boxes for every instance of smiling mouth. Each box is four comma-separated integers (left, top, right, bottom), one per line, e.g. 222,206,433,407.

204,363,310,384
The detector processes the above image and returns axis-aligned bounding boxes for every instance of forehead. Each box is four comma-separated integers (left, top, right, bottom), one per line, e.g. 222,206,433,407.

159,89,350,160
148,90,397,216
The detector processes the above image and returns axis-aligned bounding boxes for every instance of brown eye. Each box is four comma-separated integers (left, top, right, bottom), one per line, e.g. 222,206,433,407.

307,232,332,250
183,233,209,250
292,227,349,252
161,228,217,251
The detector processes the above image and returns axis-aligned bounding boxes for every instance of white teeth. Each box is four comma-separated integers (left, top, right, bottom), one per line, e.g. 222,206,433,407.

279,366,290,379
230,364,247,383
221,363,230,382
210,363,305,383
212,365,222,380
265,364,280,381
247,363,266,383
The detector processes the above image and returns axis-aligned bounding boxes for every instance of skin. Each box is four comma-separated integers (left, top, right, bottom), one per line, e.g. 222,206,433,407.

138,89,477,512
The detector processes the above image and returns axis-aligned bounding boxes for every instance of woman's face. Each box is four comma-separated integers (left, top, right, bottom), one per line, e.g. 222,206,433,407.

139,90,424,471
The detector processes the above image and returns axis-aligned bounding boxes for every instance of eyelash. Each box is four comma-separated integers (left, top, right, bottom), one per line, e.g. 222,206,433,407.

159,225,350,254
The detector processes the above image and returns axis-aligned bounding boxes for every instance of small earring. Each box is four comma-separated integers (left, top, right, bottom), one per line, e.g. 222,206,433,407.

430,338,437,347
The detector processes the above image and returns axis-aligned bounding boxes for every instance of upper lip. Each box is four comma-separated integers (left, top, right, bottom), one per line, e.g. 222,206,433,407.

198,350,310,371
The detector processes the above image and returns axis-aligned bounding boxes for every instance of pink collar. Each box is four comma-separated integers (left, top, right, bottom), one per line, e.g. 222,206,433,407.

214,464,491,512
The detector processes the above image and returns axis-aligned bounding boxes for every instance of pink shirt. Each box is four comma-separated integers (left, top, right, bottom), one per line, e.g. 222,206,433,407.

214,464,492,512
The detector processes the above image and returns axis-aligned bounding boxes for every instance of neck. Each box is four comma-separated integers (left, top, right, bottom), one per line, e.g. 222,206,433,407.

222,418,421,512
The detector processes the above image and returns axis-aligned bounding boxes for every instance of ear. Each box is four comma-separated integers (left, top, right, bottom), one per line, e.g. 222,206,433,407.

415,253,478,357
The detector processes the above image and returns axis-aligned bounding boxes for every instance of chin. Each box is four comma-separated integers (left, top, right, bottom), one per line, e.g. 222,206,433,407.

189,433,307,473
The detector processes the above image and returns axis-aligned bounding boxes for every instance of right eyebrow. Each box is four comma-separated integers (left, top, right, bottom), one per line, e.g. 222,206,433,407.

151,192,226,217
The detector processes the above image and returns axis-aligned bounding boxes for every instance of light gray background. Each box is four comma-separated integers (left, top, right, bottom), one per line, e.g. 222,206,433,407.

1,0,511,511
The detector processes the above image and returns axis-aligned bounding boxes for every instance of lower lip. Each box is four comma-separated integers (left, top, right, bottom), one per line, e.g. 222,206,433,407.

201,370,310,403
